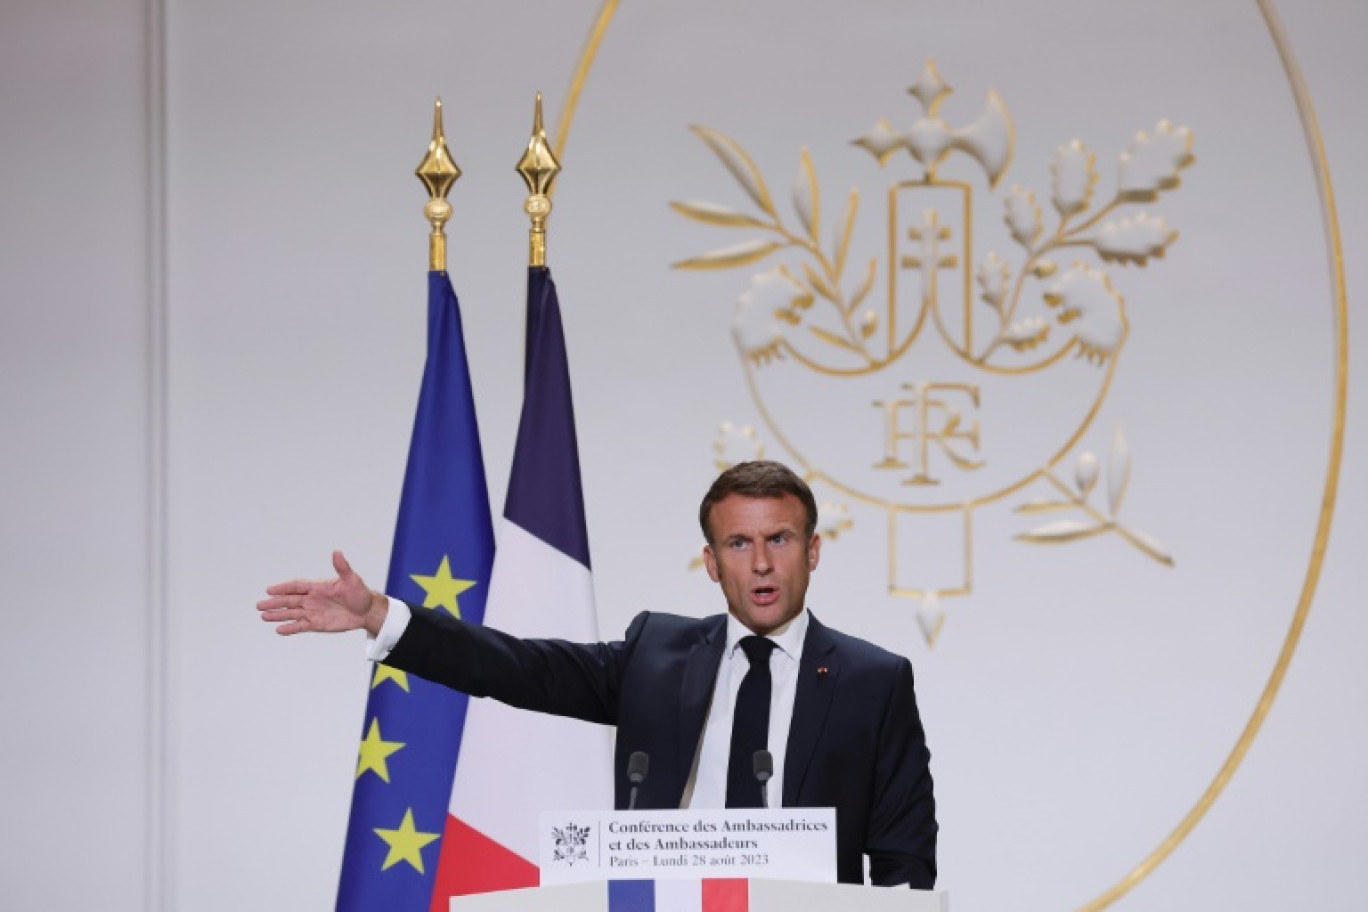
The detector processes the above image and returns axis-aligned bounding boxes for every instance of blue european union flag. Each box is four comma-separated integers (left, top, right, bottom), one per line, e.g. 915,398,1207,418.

336,271,495,911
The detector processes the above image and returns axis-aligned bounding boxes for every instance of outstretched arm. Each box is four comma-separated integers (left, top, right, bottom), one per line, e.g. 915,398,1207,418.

257,550,389,637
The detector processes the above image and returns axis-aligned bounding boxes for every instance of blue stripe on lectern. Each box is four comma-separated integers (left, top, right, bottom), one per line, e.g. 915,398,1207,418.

608,879,655,912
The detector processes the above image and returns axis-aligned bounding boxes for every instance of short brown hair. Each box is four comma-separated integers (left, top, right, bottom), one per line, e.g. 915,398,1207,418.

699,460,818,545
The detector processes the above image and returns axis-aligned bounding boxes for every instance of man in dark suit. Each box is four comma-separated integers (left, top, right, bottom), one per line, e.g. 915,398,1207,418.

259,461,936,888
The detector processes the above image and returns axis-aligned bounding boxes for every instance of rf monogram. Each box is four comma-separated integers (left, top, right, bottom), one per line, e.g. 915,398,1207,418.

873,382,983,485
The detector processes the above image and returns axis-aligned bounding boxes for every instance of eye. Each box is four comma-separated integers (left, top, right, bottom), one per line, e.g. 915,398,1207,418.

769,532,791,546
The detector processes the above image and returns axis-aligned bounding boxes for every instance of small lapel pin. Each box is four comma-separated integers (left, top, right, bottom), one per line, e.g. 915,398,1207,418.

817,666,828,675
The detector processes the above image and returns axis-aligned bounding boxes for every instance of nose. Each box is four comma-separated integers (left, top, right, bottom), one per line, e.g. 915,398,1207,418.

753,543,772,574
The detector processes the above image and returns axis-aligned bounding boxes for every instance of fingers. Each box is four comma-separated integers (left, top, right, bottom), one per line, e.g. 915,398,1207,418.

259,552,363,637
258,602,300,620
257,594,303,612
267,552,355,597
274,618,310,636
259,603,314,634
264,579,314,596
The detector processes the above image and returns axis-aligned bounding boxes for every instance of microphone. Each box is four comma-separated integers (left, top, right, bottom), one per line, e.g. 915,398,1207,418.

627,751,650,810
752,750,774,808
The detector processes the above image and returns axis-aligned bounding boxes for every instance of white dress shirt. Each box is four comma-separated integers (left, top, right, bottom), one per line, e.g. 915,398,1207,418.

367,596,409,662
680,609,808,810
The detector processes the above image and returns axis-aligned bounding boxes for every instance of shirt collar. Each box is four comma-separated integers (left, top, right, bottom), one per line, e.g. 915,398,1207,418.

724,608,809,662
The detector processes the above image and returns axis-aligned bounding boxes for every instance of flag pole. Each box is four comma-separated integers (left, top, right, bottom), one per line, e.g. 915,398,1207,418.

415,96,461,272
515,92,561,267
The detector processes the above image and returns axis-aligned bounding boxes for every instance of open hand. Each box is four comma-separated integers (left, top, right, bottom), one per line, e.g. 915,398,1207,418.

257,551,388,637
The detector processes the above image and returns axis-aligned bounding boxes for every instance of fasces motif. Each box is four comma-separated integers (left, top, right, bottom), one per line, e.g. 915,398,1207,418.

674,60,1193,644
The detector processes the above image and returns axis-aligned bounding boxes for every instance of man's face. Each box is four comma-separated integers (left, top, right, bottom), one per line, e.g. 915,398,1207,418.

702,493,821,635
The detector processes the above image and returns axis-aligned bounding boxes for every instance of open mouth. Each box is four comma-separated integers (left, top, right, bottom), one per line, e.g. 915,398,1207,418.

751,586,779,605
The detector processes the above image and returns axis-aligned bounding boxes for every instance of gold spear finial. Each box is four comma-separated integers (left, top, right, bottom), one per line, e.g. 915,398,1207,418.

415,97,462,271
516,93,561,267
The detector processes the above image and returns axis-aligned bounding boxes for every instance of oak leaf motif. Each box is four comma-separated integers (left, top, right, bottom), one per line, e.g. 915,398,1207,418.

1003,316,1049,350
1094,213,1178,265
1043,263,1126,363
1005,184,1044,251
1051,139,1099,218
733,266,805,363
1117,120,1195,202
975,251,1011,315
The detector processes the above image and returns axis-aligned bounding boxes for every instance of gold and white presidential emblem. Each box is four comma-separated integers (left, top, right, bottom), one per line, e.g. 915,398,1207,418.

546,2,1347,907
672,60,1193,646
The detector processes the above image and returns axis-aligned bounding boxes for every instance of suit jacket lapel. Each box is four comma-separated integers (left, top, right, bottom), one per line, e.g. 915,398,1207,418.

677,615,727,795
783,613,839,806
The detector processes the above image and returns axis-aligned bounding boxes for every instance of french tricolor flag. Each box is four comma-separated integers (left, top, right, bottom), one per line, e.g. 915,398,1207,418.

608,879,750,912
427,267,615,906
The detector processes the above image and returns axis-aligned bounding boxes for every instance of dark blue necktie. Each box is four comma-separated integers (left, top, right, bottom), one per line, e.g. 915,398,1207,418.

726,635,777,808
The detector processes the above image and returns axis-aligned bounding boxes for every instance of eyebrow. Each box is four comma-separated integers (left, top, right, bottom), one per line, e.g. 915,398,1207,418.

728,526,798,542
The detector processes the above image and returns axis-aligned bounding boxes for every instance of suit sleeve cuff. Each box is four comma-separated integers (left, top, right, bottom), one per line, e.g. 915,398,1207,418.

366,598,411,662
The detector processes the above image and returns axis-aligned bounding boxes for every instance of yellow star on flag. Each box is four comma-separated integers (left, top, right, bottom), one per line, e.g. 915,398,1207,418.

374,808,440,873
355,718,405,783
410,555,476,617
371,664,409,692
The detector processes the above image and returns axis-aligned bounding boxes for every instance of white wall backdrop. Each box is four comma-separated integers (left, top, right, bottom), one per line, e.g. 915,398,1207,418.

1,1,1363,910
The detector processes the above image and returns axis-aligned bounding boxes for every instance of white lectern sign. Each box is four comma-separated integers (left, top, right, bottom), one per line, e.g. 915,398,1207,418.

538,808,837,884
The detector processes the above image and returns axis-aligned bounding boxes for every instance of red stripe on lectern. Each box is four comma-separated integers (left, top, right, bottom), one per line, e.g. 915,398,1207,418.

702,878,748,912
429,815,539,911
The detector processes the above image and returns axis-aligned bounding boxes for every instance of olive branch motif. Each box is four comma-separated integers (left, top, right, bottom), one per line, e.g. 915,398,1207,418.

671,126,884,369
1016,427,1172,565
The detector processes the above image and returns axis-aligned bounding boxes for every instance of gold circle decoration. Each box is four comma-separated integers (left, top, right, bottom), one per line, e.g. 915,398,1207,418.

551,1,1349,908
1076,1,1348,908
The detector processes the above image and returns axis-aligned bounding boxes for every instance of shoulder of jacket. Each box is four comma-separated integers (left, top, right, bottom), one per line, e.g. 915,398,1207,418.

809,613,910,669
624,610,725,643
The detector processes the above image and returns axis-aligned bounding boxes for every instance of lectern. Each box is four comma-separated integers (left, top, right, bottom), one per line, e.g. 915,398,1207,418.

450,808,947,910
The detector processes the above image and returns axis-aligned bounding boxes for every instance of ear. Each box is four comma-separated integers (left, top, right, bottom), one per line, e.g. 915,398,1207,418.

807,533,822,571
703,544,720,582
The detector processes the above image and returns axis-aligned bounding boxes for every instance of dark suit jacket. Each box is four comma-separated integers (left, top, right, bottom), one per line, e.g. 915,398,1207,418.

386,607,937,888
